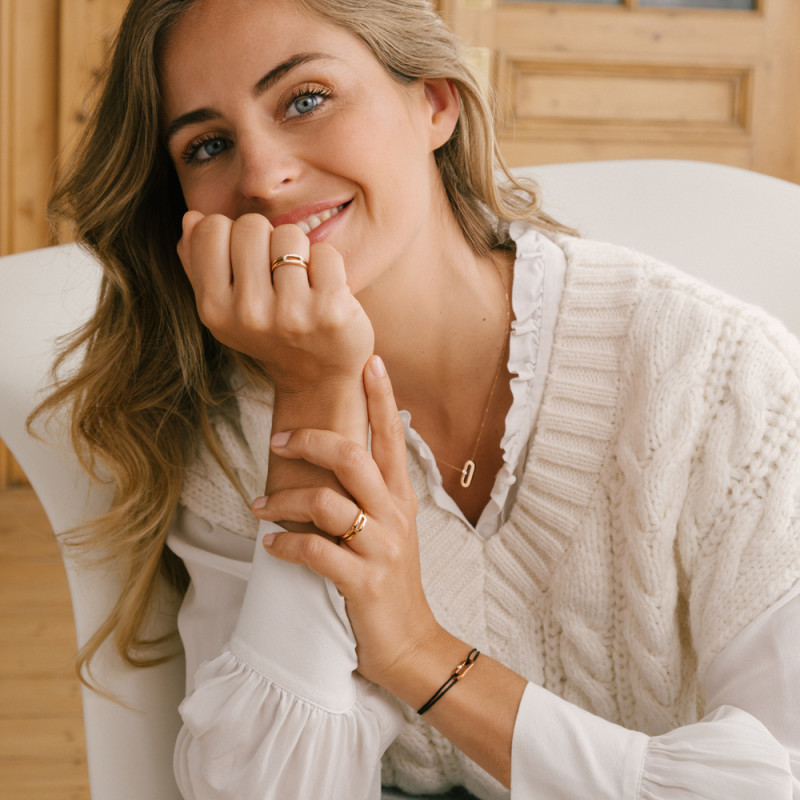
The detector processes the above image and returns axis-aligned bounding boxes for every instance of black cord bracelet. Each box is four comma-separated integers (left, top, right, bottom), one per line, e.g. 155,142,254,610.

417,648,480,715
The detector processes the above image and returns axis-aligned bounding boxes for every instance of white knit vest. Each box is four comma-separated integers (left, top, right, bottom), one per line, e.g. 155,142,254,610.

180,235,800,800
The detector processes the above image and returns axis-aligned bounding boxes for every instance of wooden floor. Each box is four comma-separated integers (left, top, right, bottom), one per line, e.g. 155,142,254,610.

0,487,90,800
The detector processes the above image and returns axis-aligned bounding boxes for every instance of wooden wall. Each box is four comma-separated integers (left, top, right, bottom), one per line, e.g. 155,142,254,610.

2,0,798,487
0,0,127,487
1,0,127,256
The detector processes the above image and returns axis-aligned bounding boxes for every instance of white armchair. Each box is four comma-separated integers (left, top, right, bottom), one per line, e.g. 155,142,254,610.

528,159,800,336
0,244,185,799
1,160,798,799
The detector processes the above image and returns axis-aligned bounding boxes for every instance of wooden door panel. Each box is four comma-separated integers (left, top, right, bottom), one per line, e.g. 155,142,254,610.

442,0,800,182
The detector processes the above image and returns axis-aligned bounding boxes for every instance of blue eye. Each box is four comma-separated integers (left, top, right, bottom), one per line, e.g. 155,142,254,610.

287,93,323,118
182,135,230,165
196,137,229,161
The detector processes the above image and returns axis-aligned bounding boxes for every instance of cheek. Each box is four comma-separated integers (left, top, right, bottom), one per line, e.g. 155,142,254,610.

181,178,237,217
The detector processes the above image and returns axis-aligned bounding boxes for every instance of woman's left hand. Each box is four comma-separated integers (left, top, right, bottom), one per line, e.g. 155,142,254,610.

251,354,441,689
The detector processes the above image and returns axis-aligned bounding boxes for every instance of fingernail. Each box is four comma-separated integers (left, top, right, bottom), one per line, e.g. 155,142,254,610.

252,496,268,510
271,431,291,448
369,355,386,377
262,533,276,547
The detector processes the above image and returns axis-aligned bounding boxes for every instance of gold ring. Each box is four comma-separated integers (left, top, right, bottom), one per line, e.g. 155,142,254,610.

341,507,367,542
270,253,309,272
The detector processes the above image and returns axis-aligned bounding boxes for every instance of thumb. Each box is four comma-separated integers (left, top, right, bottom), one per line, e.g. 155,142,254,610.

364,355,412,500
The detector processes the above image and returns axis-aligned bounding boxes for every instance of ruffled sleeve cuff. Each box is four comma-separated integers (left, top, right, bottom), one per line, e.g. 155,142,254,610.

175,522,403,800
512,684,794,800
640,706,794,800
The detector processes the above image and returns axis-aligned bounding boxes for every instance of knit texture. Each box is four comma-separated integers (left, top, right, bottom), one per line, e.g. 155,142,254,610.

180,235,800,800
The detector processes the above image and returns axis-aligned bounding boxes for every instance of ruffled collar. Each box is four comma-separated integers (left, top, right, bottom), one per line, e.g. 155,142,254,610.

401,224,564,540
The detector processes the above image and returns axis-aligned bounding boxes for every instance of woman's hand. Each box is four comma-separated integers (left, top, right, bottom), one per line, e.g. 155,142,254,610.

251,355,442,688
253,356,528,788
177,210,375,392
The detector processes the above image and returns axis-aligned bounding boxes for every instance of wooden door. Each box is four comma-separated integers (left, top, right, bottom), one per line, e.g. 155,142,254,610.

439,0,800,183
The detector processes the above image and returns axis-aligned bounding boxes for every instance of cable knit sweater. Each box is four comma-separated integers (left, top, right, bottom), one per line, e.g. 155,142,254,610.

175,233,800,798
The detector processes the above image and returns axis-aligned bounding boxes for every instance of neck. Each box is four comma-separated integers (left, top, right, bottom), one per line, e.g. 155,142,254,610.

361,240,512,410
356,220,514,506
352,180,515,523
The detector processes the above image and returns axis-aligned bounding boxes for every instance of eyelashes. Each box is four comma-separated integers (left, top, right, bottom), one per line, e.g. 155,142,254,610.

181,132,230,164
284,83,333,120
179,83,334,166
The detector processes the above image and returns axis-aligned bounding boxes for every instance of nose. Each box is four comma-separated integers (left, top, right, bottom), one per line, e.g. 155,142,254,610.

236,127,302,210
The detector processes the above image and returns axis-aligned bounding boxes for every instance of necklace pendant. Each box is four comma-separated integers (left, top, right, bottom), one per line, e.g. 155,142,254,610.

460,460,476,488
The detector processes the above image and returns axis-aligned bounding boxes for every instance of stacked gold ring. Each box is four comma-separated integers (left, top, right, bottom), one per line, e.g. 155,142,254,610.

270,253,310,272
341,507,367,542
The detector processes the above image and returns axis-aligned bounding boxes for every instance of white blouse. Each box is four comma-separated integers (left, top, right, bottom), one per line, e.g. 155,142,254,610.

168,232,800,799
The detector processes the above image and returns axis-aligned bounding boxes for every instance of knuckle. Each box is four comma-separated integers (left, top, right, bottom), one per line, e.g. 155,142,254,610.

272,223,309,253
387,505,413,537
233,299,267,332
273,222,305,239
298,533,326,564
358,568,384,602
381,535,404,565
387,412,406,444
406,491,419,516
337,439,368,470
197,213,231,237
317,304,350,334
389,505,408,529
274,305,309,335
309,487,339,520
235,212,270,233
196,298,222,329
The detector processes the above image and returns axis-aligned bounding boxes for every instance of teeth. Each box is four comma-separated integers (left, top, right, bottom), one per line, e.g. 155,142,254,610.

295,203,344,234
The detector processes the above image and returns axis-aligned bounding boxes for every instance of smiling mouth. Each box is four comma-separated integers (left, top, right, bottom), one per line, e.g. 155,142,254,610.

295,203,347,234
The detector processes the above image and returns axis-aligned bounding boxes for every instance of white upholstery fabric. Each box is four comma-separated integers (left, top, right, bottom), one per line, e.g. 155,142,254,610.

527,160,800,336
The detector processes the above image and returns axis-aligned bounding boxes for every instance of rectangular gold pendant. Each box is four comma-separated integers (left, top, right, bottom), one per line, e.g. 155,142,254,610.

460,460,476,488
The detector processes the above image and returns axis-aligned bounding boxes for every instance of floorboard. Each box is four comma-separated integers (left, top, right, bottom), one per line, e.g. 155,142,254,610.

0,487,89,800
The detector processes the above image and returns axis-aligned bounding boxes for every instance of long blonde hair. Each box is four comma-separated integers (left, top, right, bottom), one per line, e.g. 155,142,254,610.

37,0,571,680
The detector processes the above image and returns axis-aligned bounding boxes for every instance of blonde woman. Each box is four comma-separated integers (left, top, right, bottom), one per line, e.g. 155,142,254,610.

41,0,799,797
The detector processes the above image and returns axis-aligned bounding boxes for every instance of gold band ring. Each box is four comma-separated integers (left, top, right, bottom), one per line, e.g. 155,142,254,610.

341,507,367,542
270,253,309,272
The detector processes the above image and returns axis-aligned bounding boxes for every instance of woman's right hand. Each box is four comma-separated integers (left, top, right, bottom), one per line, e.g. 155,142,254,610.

177,210,375,393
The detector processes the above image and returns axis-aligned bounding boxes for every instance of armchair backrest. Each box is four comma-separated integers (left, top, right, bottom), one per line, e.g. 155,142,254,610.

527,159,800,336
0,244,185,800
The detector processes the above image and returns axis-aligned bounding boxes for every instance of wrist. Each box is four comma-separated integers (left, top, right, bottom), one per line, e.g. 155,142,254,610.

272,371,369,446
381,624,470,711
384,627,526,788
265,371,369,503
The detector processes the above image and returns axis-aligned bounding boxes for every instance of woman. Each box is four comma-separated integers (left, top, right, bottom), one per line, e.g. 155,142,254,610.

41,0,799,797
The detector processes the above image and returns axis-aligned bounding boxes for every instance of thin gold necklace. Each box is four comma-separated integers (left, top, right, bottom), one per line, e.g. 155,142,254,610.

436,257,511,489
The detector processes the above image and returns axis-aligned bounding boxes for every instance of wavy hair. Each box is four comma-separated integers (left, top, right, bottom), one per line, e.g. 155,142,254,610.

35,0,571,682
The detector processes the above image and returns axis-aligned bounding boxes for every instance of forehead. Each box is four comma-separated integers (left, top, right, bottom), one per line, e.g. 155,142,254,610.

160,0,374,111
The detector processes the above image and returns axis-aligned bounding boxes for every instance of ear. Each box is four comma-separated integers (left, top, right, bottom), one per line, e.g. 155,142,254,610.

423,78,460,151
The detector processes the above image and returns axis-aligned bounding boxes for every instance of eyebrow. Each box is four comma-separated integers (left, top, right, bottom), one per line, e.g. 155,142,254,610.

164,52,332,145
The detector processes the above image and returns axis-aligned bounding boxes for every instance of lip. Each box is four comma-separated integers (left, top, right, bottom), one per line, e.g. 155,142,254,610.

269,198,351,229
